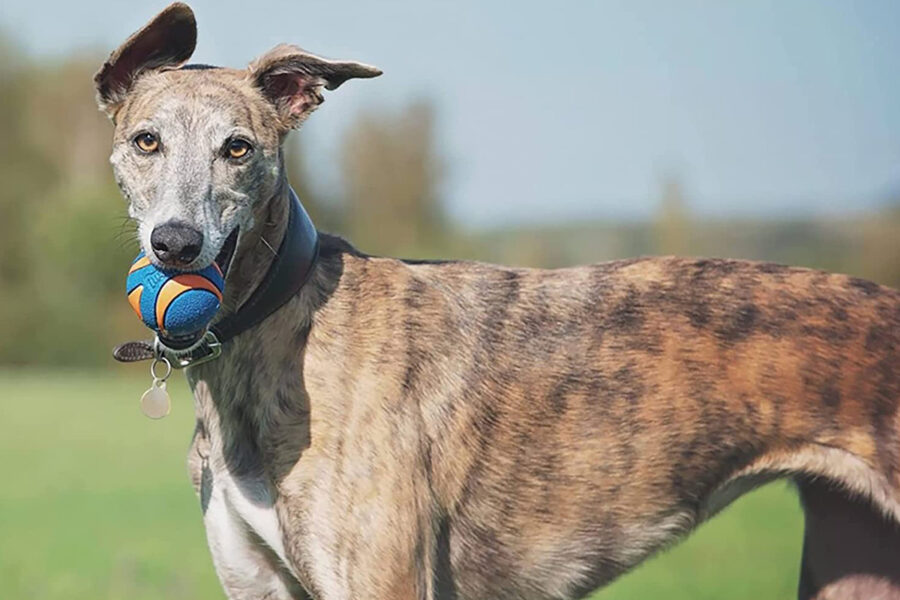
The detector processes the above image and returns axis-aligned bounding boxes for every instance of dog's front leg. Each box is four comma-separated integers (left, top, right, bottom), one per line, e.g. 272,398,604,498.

278,440,437,599
205,489,308,599
285,488,437,600
188,423,309,600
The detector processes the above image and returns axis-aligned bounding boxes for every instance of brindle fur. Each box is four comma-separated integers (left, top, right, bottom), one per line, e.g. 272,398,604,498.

98,5,900,599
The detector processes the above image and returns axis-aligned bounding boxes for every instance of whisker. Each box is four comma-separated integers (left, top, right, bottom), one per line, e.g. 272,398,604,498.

260,236,278,257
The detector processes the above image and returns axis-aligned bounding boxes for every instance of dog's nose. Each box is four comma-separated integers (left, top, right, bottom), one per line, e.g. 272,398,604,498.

150,221,204,266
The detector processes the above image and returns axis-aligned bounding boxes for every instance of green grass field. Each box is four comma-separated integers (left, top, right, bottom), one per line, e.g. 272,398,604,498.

0,369,803,599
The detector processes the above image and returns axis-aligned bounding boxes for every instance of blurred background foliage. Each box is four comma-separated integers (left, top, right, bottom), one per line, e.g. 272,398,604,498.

1,38,897,368
0,37,896,367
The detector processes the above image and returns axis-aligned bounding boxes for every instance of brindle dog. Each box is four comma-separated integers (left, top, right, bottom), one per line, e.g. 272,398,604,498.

96,4,900,599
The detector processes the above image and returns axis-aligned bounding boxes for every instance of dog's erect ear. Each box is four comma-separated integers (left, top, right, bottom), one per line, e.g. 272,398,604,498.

249,44,382,129
94,2,197,118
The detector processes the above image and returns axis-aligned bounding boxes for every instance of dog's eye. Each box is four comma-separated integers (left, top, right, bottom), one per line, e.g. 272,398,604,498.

226,139,252,160
133,132,159,154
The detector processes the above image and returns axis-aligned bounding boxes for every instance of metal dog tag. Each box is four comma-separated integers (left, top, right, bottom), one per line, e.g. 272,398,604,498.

141,382,171,419
141,356,173,419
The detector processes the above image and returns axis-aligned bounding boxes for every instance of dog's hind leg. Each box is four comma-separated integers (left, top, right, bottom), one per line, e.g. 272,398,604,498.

797,478,900,600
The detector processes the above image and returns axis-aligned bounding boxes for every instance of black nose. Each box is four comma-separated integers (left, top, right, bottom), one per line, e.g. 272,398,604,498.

150,221,204,266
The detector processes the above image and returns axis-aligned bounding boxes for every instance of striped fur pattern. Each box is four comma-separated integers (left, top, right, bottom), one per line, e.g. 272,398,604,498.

99,4,900,599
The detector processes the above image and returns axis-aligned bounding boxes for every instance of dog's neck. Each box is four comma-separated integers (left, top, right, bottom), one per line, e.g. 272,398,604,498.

219,174,293,317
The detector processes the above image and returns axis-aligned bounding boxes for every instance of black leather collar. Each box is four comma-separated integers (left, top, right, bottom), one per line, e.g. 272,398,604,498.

113,188,319,366
210,187,318,344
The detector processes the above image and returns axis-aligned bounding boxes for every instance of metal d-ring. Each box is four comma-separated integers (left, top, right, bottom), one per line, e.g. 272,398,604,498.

150,330,223,370
150,355,172,384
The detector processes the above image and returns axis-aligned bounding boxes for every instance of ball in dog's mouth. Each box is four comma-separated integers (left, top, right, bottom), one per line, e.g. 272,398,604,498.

127,248,227,340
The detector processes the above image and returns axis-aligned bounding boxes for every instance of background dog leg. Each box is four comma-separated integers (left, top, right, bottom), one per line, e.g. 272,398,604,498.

797,478,900,600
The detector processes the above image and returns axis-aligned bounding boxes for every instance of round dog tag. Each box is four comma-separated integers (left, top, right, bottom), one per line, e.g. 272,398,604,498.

141,383,171,419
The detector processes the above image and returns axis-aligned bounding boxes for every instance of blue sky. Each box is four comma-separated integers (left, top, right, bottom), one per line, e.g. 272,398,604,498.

3,1,898,227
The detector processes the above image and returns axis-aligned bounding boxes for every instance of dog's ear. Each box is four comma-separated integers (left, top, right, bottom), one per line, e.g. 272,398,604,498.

94,2,197,119
249,44,382,129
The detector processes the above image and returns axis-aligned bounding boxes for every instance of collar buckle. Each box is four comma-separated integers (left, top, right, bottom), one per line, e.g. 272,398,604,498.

155,330,222,369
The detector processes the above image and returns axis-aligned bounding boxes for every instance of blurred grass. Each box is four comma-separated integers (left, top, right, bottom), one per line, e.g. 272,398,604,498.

596,482,802,599
0,369,803,599
0,369,221,600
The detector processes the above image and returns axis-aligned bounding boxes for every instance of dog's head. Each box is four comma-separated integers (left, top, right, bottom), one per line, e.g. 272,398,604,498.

95,2,380,274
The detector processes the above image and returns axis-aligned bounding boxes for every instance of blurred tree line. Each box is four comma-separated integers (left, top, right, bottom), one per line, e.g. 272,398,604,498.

0,40,897,367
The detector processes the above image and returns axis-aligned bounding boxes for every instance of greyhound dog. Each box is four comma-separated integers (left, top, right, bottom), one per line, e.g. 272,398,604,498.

98,4,899,599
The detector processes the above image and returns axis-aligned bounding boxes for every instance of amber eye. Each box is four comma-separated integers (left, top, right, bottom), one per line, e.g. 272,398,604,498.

226,138,252,160
133,132,159,154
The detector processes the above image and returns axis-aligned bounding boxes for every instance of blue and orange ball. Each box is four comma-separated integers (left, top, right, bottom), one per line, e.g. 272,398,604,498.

126,252,225,338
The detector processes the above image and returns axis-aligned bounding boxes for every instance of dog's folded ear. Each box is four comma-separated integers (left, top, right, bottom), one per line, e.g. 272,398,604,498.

249,44,382,129
94,2,197,119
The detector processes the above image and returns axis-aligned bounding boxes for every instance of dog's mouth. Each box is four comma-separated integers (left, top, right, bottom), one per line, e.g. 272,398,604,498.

214,227,239,276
